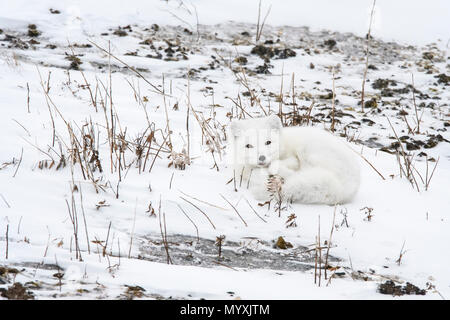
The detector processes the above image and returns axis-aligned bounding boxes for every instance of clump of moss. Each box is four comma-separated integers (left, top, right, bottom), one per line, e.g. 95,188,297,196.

66,54,82,70
234,56,248,65
275,236,293,250
27,24,41,37
364,98,378,109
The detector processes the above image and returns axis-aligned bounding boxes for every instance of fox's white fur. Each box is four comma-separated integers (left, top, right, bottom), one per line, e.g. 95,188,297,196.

229,115,360,205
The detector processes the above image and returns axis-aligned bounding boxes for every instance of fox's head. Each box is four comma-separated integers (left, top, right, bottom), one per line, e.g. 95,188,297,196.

229,115,282,168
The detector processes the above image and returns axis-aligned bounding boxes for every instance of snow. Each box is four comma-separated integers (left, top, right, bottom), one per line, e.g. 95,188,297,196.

0,0,449,45
0,0,449,300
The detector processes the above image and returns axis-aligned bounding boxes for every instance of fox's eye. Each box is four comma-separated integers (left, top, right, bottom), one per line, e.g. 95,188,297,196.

265,141,272,145
245,144,253,148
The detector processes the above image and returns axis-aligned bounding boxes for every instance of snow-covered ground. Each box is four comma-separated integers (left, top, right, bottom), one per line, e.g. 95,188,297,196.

0,0,449,299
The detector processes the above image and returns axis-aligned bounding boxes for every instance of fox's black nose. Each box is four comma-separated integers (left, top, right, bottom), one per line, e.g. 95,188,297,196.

259,155,266,162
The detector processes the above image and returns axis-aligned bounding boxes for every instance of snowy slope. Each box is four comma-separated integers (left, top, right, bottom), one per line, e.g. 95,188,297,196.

0,0,449,300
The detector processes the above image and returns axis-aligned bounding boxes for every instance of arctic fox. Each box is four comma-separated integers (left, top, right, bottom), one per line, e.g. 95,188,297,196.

229,115,360,205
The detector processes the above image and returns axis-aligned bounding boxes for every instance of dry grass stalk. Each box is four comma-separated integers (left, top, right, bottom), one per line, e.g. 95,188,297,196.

349,147,385,180
396,241,407,265
128,198,138,259
267,175,285,217
78,183,91,254
176,204,200,242
88,39,165,96
411,73,420,134
180,196,216,230
386,116,422,191
158,197,172,264
318,215,322,286
26,82,30,113
219,194,248,227
215,235,226,259
12,148,23,178
65,197,82,261
179,190,228,211
255,0,272,43
361,0,377,112
5,224,9,259
324,206,337,280
330,67,336,132
244,197,267,223
425,156,439,191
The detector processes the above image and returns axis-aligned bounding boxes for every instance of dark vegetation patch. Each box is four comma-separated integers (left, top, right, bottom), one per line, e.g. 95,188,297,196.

378,280,426,296
112,25,132,37
274,236,293,249
234,56,248,65
2,34,29,49
323,39,337,49
435,73,450,85
422,51,436,61
372,78,397,90
65,54,82,70
0,283,35,300
73,43,92,48
142,39,189,61
254,62,272,74
27,24,40,37
0,266,20,277
250,45,296,62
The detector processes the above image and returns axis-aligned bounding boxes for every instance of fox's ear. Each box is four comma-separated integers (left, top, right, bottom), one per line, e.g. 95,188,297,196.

268,114,282,130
